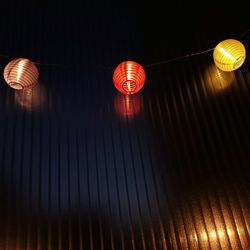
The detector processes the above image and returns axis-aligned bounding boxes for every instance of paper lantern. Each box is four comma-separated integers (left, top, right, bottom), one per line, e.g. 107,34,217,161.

3,58,39,90
113,60,146,94
213,39,246,72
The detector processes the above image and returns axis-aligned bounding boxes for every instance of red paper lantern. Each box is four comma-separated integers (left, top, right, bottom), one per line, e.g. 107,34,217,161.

113,60,146,94
3,58,39,90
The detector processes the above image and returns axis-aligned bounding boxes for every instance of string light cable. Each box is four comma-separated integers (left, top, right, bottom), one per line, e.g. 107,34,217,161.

0,27,249,92
143,47,215,68
0,28,249,70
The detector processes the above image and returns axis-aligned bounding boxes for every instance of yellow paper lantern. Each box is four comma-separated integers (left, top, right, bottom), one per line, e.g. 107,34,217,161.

213,39,246,72
3,58,39,90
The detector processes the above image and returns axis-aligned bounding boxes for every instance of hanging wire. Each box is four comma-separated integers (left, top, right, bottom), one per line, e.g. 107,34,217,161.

0,53,71,69
143,48,215,68
0,28,249,71
32,61,71,69
0,54,13,60
143,28,250,68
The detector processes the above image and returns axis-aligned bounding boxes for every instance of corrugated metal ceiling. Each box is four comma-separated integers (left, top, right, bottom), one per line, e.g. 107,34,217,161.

0,1,250,249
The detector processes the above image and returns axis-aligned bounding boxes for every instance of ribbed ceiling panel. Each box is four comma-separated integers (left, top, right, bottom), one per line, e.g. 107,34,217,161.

0,1,249,249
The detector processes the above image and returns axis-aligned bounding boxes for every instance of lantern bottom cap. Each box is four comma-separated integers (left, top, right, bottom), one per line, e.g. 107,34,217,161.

122,80,137,94
9,82,24,90
234,56,245,69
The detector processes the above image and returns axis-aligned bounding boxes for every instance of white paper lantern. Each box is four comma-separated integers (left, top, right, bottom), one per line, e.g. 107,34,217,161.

3,58,39,90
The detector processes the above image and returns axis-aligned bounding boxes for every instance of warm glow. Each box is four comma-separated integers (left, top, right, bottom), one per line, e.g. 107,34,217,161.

218,47,236,62
113,60,146,94
114,92,143,119
213,39,246,72
169,186,250,250
204,63,235,93
193,233,198,241
201,232,208,241
3,58,39,90
17,59,26,82
227,228,233,237
15,82,46,111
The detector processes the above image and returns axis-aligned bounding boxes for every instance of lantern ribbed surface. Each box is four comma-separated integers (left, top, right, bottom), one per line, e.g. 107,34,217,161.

3,58,39,90
113,60,146,94
213,39,246,72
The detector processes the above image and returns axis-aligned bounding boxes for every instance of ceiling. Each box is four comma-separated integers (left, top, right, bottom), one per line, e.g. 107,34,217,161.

0,1,250,249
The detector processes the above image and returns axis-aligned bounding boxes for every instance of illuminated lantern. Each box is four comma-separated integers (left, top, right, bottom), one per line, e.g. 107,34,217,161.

213,39,246,72
3,58,39,90
113,60,146,94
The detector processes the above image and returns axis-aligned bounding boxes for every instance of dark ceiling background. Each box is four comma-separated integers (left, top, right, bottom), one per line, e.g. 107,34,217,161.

0,1,250,249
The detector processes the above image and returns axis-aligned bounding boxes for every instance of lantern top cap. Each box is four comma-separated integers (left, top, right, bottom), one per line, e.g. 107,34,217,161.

215,38,245,46
116,60,144,66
